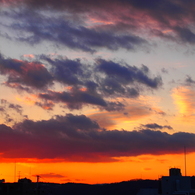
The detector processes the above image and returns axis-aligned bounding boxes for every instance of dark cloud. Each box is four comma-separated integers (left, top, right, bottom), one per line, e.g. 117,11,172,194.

35,101,55,110
0,54,53,89
13,114,100,140
8,104,23,115
39,59,162,108
0,54,162,111
128,0,186,23
3,82,33,93
0,0,187,16
0,9,148,53
105,102,125,112
0,99,24,124
0,53,162,111
174,27,195,44
56,113,98,130
1,0,195,46
41,56,86,86
34,173,65,178
141,123,173,130
0,107,4,112
39,89,107,110
0,115,193,162
185,75,195,85
96,59,162,90
97,77,133,96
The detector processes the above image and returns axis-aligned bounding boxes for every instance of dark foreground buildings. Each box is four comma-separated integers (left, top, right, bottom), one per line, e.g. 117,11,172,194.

138,168,195,195
0,168,195,195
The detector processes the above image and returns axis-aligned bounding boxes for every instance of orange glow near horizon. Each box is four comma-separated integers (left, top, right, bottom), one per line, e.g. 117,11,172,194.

1,152,195,184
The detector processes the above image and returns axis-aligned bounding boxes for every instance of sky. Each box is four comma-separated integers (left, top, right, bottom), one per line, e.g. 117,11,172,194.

0,0,195,184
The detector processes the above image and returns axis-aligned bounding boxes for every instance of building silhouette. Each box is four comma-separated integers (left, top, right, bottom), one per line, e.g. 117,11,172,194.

159,168,195,195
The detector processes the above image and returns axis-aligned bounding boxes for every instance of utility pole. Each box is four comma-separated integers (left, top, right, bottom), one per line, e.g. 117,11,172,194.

36,175,40,183
36,175,40,195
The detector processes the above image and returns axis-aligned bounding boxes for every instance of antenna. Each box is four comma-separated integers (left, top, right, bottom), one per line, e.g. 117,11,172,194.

36,175,40,183
29,167,31,180
14,161,16,182
184,146,187,176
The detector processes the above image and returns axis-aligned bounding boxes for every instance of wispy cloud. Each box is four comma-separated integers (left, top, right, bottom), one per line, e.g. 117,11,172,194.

172,86,195,116
33,173,65,178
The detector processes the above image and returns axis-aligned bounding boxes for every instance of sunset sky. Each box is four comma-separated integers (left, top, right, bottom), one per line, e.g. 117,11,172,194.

1,0,195,184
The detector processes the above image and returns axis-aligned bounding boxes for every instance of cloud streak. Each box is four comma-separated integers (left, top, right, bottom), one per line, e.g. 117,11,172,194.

140,123,173,130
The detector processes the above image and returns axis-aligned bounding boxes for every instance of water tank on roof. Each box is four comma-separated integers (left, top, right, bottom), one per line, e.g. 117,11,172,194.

169,168,182,176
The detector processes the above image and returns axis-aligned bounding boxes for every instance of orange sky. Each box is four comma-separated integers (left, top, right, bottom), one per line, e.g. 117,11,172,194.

1,152,195,184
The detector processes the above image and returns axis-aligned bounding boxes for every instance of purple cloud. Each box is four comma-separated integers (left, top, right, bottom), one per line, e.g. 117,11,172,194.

0,115,192,162
0,53,53,89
